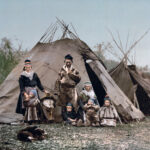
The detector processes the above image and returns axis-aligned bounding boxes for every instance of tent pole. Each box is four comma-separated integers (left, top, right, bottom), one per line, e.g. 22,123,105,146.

112,104,123,125
134,92,140,110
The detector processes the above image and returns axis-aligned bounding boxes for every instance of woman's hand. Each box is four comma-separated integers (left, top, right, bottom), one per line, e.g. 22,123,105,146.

24,92,29,101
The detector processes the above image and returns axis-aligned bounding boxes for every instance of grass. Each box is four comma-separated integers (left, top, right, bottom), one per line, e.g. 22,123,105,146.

0,117,150,150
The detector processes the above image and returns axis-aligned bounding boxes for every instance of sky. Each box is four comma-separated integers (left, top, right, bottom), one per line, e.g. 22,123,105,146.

0,0,150,67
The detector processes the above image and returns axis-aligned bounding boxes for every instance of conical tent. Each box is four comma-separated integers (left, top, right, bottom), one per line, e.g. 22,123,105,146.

0,21,144,122
110,61,150,115
107,29,150,115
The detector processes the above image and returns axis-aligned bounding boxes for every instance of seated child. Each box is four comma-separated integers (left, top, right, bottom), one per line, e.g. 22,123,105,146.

62,103,77,126
79,82,99,106
24,89,40,124
83,99,100,127
99,96,118,127
78,82,99,122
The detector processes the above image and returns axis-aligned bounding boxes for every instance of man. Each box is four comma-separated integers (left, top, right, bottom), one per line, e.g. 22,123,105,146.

55,54,81,110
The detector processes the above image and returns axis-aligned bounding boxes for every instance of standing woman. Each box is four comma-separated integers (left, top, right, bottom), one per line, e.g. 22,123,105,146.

16,59,47,123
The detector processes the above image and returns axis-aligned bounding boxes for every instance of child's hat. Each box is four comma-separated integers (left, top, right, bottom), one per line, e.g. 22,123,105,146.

88,99,94,104
66,102,73,106
104,97,111,101
30,89,37,97
84,81,92,86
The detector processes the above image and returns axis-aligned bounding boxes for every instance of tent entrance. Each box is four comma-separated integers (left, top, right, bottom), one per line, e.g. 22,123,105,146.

136,85,150,115
85,62,106,106
129,73,150,115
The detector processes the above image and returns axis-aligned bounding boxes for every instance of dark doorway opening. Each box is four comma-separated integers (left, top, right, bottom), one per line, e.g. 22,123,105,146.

129,73,150,115
85,62,106,106
136,85,150,115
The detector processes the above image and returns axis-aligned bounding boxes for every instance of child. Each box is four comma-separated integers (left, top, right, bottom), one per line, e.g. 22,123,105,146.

79,82,98,106
24,89,40,124
83,99,100,127
62,103,77,126
78,82,99,123
99,96,118,127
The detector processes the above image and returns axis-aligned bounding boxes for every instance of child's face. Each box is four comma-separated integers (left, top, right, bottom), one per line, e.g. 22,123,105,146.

66,106,72,112
104,100,110,106
88,100,93,105
85,85,92,92
29,92,35,98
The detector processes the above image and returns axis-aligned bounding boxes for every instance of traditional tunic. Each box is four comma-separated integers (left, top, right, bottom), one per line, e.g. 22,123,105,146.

62,107,77,125
55,65,81,109
16,71,44,117
83,103,99,126
99,105,118,127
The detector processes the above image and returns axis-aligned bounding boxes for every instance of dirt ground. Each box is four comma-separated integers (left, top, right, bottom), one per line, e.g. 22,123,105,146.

0,117,150,150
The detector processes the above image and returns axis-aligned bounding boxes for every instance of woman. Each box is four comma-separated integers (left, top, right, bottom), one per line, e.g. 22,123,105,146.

16,59,47,123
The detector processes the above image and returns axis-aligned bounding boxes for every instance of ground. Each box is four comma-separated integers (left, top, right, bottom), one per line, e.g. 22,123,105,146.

0,117,150,150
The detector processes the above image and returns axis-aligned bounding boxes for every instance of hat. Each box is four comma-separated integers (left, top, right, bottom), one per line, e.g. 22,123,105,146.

104,97,111,101
29,89,37,97
84,81,92,87
24,59,31,64
66,102,73,107
65,54,73,61
88,99,94,104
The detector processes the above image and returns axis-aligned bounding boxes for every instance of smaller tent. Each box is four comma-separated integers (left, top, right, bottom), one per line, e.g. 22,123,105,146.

108,29,150,115
110,61,150,114
140,71,150,82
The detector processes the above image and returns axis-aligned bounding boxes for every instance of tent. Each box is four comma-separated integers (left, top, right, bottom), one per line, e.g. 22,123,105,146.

140,71,150,82
0,20,144,122
108,29,150,115
110,62,150,115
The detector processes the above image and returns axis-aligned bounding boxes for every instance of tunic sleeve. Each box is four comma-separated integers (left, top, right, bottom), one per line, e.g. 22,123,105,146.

35,73,44,91
54,69,64,91
19,76,25,93
112,105,118,119
68,70,81,84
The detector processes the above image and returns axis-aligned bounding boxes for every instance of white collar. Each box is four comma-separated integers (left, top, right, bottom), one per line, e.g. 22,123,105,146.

21,70,34,80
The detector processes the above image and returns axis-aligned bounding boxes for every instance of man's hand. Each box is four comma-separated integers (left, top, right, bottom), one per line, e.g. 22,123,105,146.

68,70,73,74
44,89,49,94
